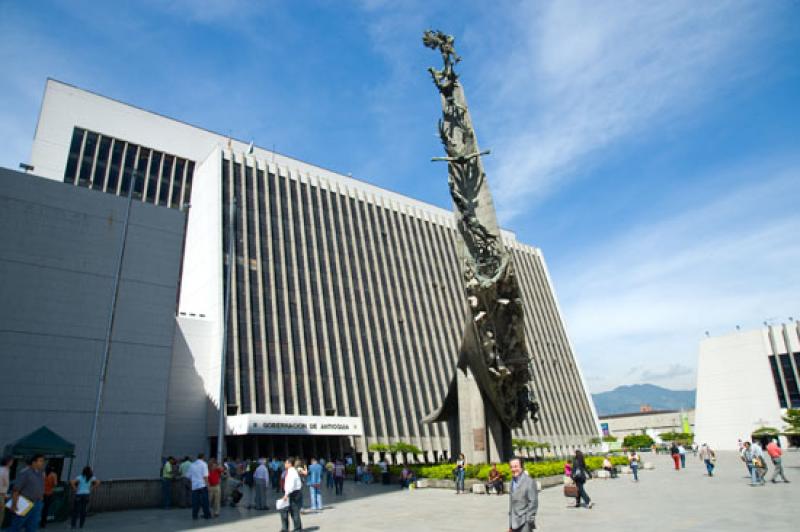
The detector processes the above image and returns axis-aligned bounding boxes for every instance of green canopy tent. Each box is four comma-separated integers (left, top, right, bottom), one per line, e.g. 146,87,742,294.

3,426,76,524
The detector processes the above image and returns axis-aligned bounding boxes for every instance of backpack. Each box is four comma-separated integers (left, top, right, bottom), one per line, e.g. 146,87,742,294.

572,467,586,482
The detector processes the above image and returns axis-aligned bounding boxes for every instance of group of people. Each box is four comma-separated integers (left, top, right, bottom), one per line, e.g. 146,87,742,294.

0,454,100,531
738,439,790,486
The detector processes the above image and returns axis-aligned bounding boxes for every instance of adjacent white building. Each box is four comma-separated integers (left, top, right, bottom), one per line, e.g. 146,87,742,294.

694,322,799,450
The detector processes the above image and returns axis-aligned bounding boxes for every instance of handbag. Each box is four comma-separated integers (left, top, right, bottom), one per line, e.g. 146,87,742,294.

563,484,578,498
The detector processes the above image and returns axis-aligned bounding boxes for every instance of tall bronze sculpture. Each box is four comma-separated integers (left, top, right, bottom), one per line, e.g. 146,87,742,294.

421,30,538,462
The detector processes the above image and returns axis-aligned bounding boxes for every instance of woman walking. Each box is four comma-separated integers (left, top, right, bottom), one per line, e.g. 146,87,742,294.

454,453,466,494
629,450,640,482
670,443,681,471
70,466,100,529
570,450,593,509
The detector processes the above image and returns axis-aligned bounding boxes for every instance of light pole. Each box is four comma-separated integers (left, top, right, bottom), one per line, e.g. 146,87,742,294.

88,170,137,467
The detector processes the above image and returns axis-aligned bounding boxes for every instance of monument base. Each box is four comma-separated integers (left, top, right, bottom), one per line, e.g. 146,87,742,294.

453,367,513,464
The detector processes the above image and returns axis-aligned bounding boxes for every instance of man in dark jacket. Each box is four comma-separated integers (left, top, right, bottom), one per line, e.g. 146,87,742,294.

508,457,537,531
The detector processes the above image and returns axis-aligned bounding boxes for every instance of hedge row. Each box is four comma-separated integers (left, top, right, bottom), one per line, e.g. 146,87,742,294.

412,456,628,481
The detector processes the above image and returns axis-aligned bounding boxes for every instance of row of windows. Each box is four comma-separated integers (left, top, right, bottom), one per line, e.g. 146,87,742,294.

769,353,800,408
219,156,598,445
63,127,195,210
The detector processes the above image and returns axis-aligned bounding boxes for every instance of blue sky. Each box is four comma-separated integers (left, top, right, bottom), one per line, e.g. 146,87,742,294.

1,0,798,392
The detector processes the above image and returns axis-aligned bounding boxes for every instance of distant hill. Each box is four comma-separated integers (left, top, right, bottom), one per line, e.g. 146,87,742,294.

592,384,695,417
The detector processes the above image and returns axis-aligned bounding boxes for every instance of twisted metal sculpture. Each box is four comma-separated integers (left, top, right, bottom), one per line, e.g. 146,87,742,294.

422,30,538,429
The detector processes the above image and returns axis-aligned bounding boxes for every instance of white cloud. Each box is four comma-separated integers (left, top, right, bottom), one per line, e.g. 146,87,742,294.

557,161,800,392
481,0,774,221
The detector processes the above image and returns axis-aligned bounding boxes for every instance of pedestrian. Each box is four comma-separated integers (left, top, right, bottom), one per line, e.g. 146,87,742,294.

69,466,99,529
508,457,537,531
740,442,753,478
40,464,58,528
362,463,373,484
454,453,466,494
307,458,323,512
161,457,176,509
602,455,617,478
179,456,192,508
8,454,45,532
333,459,345,496
570,450,593,509
280,457,302,532
254,458,269,510
698,444,716,477
629,450,640,482
486,463,504,495
378,458,389,485
0,456,13,527
270,457,282,492
188,453,211,520
670,443,681,471
766,439,790,483
750,441,768,486
207,458,225,517
678,444,687,469
325,459,335,489
242,461,256,509
294,459,307,512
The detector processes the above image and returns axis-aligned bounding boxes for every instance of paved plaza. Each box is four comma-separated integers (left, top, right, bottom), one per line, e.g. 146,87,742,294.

62,451,798,531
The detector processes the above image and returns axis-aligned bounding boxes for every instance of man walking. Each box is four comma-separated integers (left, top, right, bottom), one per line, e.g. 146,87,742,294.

307,458,323,512
179,456,192,508
254,459,269,510
698,444,716,477
678,444,687,469
189,454,211,520
281,457,303,532
161,457,176,509
508,457,537,532
9,454,46,532
766,439,790,483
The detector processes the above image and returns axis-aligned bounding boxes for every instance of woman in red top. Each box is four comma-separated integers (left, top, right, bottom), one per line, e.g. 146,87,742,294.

41,464,59,528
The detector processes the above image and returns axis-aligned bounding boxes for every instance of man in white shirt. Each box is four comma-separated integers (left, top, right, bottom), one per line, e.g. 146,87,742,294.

280,457,302,532
254,458,269,510
189,453,211,520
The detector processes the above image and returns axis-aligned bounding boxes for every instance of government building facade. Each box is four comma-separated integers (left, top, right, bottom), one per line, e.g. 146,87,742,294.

2,79,600,475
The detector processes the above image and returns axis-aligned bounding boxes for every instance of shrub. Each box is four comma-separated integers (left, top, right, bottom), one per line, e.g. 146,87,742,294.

602,435,618,442
413,456,628,481
622,434,655,449
658,432,694,445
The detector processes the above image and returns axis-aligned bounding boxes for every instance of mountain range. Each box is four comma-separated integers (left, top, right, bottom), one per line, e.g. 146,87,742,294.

592,384,696,417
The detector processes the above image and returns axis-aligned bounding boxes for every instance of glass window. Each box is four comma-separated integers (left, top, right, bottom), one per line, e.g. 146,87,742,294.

779,354,800,407
78,131,98,187
64,128,85,184
171,158,185,208
106,139,123,193
769,355,788,408
159,155,174,206
133,147,149,199
92,136,112,190
146,151,162,203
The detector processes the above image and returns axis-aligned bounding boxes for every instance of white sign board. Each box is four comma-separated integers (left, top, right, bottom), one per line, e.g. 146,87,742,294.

226,414,364,436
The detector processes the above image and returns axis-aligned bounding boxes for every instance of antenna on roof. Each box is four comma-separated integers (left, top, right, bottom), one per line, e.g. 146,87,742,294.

247,141,254,155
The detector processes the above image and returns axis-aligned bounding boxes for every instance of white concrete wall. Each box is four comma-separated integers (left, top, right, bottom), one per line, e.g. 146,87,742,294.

694,329,785,450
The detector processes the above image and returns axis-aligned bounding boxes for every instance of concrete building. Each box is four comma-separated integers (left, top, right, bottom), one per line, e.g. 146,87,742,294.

0,167,185,479
599,410,695,441
694,322,799,450
2,79,601,472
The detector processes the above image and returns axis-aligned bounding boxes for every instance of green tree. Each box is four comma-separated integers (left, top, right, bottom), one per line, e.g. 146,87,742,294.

622,434,654,449
782,409,800,432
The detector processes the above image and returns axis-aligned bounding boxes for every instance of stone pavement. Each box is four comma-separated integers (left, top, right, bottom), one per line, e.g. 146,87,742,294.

55,450,798,531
